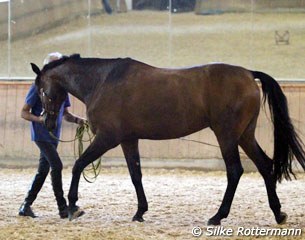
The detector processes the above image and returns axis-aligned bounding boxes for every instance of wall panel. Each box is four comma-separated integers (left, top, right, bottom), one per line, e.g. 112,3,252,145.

0,81,305,170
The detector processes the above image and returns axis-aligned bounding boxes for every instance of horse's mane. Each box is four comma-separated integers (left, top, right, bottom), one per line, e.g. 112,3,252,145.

42,53,81,72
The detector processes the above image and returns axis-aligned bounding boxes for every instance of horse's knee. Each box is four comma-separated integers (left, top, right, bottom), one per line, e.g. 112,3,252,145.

72,160,84,175
72,166,81,176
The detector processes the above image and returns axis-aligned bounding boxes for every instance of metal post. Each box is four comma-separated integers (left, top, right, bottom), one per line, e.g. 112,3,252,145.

8,0,11,78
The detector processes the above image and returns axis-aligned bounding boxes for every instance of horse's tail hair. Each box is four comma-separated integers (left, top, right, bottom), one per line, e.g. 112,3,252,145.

251,71,305,182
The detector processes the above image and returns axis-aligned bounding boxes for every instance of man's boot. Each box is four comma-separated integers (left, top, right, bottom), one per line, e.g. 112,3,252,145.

59,205,69,219
19,202,37,218
19,171,48,218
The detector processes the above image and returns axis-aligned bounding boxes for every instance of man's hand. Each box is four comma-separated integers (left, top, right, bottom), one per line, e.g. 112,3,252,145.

21,103,46,124
38,115,45,124
76,118,87,126
63,108,86,125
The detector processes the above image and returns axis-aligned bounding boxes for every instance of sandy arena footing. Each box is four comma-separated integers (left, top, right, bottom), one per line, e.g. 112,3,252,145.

0,167,304,240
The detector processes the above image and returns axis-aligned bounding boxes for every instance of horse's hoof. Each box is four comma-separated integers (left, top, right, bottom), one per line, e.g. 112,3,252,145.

207,217,221,226
68,206,85,221
132,215,145,222
276,212,288,225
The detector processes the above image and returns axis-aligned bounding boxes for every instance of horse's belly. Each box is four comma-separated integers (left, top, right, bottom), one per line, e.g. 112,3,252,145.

136,118,209,140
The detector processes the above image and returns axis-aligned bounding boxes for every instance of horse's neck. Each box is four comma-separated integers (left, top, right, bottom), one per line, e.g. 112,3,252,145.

57,60,116,104
59,71,97,104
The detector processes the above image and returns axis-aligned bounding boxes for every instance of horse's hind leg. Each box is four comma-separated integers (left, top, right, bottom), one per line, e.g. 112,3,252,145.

239,127,287,224
121,140,148,222
208,135,243,225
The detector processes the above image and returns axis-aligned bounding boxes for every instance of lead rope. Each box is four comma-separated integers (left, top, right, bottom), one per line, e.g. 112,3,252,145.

49,122,102,183
74,123,102,183
179,137,247,156
179,137,220,148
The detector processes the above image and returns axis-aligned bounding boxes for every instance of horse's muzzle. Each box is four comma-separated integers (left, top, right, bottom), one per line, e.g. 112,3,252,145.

44,114,58,131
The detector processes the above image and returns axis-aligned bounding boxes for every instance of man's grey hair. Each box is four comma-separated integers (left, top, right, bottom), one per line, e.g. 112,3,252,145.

43,52,63,65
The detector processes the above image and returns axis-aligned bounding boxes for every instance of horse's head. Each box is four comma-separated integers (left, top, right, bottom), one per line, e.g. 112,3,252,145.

31,62,67,131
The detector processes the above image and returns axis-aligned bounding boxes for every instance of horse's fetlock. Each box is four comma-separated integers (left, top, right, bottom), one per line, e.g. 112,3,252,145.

140,205,148,212
68,193,78,204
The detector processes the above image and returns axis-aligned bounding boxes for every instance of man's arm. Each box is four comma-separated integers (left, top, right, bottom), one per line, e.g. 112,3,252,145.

63,108,86,125
21,103,44,123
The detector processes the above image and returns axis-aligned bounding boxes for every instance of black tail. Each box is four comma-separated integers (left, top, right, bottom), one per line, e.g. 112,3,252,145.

251,71,305,182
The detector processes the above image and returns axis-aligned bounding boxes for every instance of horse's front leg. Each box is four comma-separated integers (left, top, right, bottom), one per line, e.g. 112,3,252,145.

121,140,148,222
68,133,119,220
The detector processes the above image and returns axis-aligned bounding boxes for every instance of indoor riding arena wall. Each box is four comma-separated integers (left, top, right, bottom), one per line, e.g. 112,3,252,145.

195,0,305,14
0,80,305,171
1,1,305,171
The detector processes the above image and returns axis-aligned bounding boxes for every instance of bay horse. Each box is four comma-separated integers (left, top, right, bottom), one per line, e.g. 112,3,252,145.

30,54,305,225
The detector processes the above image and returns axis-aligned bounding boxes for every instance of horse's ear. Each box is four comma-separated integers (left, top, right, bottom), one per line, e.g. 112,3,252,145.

30,63,41,76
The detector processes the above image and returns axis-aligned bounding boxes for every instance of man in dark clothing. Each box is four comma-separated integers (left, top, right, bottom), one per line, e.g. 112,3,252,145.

19,53,85,218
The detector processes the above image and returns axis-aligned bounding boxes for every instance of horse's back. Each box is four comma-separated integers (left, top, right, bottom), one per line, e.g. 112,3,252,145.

89,61,260,140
